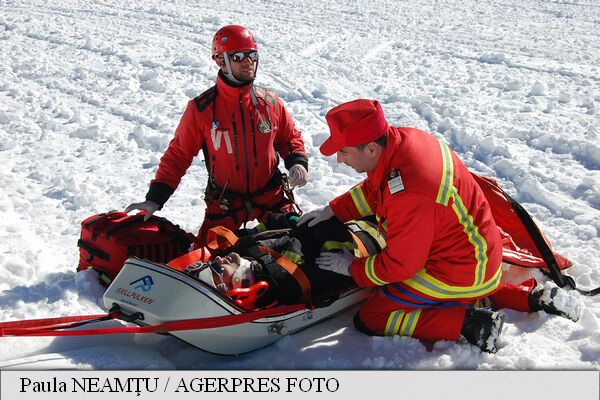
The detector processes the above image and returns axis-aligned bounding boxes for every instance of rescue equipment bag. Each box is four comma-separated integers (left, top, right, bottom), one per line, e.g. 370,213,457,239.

77,211,196,284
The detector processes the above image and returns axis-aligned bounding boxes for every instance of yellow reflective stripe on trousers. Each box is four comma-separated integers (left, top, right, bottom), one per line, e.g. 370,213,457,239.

402,264,501,299
349,185,373,217
385,309,422,337
364,255,389,286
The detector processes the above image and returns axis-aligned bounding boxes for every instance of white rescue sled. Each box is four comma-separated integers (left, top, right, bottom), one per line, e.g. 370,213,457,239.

103,257,370,355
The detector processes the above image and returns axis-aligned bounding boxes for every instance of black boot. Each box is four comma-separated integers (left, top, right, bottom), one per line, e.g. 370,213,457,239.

528,285,582,322
460,308,504,353
353,313,377,336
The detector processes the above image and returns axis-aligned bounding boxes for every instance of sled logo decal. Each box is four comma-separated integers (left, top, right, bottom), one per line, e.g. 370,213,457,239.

130,275,154,292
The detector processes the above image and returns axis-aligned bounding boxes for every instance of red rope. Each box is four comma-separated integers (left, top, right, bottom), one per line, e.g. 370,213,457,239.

0,304,306,337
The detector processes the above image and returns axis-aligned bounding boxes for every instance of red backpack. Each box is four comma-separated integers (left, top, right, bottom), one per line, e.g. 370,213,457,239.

77,211,196,284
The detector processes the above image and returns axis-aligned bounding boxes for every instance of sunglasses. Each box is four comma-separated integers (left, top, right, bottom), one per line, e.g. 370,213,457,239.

228,51,259,63
183,260,223,277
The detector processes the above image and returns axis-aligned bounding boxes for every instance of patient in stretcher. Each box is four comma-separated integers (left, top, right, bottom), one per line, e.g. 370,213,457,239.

182,214,383,308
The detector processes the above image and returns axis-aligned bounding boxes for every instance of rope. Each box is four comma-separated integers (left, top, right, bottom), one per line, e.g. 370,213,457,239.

0,304,306,337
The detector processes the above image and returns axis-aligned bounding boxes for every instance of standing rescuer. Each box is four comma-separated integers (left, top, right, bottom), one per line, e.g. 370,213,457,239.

126,25,309,247
299,98,582,352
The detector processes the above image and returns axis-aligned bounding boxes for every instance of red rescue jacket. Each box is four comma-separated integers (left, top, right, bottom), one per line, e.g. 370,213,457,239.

146,72,308,206
330,127,503,303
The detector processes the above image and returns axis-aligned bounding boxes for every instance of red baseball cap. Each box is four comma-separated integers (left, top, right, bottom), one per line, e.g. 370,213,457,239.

320,99,389,156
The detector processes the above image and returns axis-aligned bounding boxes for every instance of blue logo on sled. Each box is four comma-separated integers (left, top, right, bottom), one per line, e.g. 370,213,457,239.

130,275,154,292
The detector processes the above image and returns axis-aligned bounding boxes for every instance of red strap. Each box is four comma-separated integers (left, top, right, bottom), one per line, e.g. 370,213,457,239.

167,247,212,271
0,305,306,337
0,314,111,330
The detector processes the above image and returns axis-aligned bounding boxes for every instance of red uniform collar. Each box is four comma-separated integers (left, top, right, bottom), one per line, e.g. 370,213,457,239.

215,71,254,102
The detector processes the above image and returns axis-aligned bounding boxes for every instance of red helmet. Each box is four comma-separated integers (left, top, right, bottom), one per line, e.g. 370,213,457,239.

211,25,258,58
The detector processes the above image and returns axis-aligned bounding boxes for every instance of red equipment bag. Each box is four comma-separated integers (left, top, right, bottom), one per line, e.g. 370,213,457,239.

77,211,196,284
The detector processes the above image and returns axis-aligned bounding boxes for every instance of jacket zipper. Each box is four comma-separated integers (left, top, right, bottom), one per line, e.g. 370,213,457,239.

239,94,251,194
231,112,240,171
249,113,258,167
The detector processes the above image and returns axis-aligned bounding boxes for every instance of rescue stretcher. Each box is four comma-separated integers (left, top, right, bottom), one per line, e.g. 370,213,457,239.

103,257,371,355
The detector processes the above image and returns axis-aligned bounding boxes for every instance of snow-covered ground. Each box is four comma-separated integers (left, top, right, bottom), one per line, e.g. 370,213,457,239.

0,0,599,370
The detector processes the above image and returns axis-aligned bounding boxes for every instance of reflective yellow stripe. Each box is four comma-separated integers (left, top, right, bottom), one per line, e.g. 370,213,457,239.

452,194,489,285
402,265,502,299
365,255,389,286
349,186,373,217
399,309,422,337
322,240,354,253
436,140,454,206
385,309,422,337
281,250,304,265
385,310,405,336
352,220,387,249
322,241,353,251
431,139,492,289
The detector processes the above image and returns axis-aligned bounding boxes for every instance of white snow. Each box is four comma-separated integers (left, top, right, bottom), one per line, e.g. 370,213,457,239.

0,0,599,370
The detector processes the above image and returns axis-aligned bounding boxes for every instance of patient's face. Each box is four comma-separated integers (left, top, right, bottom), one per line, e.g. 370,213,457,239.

214,253,242,267
212,253,242,287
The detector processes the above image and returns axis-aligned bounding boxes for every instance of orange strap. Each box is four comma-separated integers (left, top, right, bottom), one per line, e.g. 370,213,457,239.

259,245,312,306
349,231,369,257
168,226,238,270
206,226,239,251
167,247,212,271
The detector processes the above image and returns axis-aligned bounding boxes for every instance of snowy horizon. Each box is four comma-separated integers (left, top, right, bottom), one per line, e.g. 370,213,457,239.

0,0,599,370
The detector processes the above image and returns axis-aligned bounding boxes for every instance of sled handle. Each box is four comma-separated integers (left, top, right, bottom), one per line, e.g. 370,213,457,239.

227,281,269,310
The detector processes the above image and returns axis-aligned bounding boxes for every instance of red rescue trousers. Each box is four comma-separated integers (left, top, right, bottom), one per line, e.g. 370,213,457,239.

356,279,536,342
